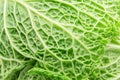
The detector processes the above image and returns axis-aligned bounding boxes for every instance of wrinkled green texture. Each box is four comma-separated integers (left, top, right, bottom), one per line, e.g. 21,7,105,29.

0,0,120,80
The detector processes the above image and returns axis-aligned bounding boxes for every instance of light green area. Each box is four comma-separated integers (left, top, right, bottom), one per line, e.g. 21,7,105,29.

0,0,120,80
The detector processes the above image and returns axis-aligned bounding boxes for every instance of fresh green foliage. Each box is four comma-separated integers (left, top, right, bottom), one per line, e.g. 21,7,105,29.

0,0,120,80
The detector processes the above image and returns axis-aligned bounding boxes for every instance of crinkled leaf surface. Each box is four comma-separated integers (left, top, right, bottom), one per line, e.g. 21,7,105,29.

0,0,120,80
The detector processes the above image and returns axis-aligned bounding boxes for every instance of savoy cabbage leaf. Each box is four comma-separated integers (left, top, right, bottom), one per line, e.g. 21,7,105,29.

0,0,120,80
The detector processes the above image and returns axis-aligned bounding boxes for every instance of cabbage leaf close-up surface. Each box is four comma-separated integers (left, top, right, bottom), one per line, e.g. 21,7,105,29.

0,0,120,80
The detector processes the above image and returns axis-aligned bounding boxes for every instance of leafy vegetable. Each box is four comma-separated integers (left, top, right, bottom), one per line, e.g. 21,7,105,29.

0,0,120,80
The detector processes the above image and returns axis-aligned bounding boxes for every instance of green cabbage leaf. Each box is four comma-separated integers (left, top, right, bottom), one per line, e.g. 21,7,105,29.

0,0,120,80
